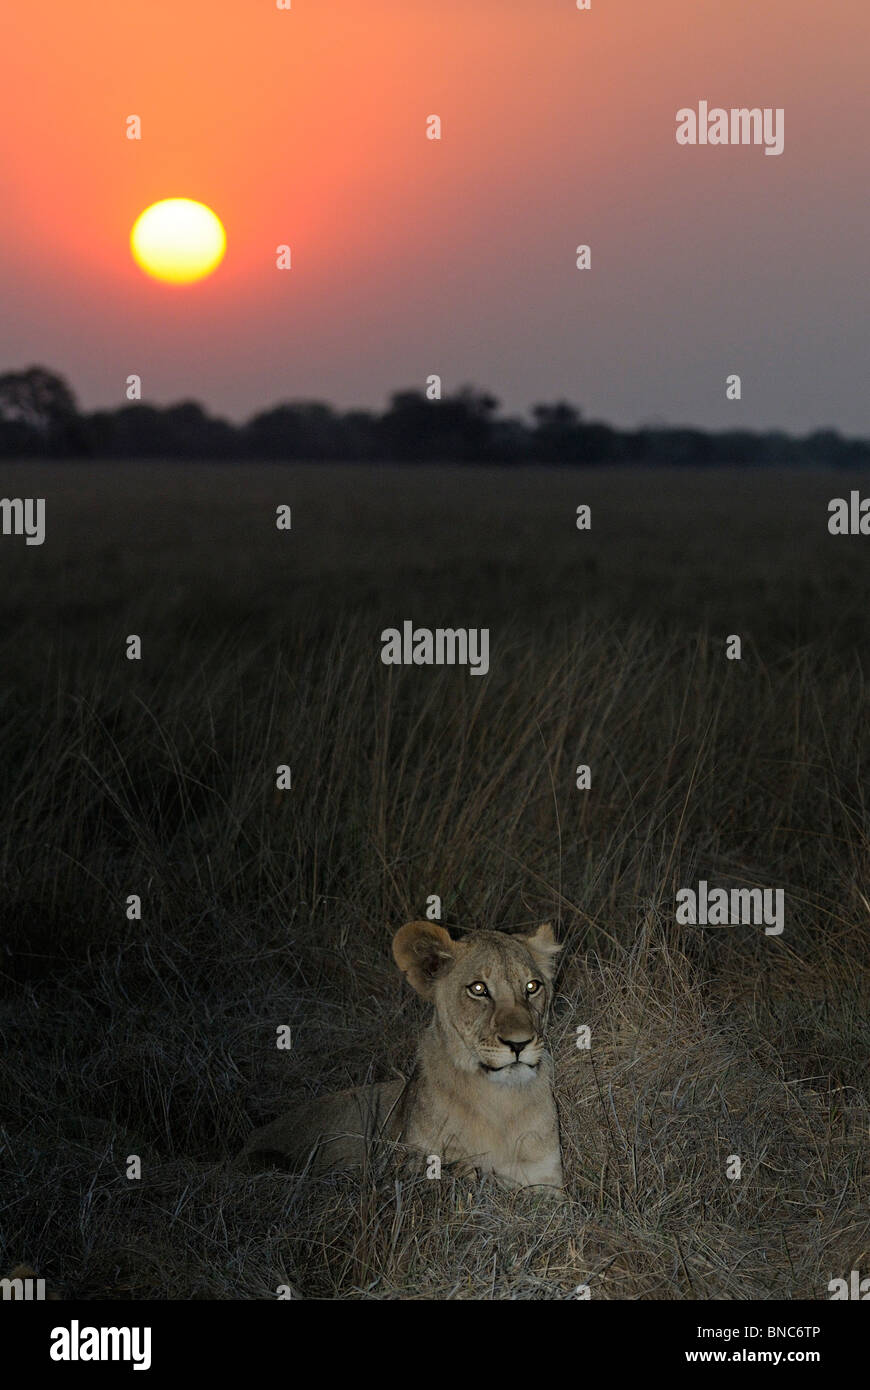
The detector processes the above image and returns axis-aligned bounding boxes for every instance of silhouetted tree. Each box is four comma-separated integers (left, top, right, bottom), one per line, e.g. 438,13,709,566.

0,366,79,454
0,363,867,468
244,402,350,460
532,401,583,462
84,402,238,458
530,401,620,464
378,386,500,461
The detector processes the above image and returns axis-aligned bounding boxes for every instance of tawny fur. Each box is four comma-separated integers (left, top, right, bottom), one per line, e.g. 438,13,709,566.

239,921,564,1189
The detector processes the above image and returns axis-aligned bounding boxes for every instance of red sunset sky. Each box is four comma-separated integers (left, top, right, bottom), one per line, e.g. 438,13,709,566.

1,0,867,430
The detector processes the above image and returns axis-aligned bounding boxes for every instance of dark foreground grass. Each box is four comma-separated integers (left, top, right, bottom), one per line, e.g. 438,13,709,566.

0,463,868,1298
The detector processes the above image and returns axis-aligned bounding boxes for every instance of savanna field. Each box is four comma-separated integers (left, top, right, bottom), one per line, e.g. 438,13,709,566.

1,461,868,1299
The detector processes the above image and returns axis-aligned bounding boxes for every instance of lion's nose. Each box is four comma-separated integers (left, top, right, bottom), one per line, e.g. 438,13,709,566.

498,1035,533,1058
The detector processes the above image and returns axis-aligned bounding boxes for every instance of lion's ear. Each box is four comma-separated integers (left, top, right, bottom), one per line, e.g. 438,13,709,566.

392,921,458,997
516,922,562,979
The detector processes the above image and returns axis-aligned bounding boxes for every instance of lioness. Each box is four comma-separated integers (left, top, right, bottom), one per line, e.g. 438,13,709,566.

239,920,564,1189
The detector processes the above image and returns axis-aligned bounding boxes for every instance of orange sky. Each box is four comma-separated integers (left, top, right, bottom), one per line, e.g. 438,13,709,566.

1,0,868,429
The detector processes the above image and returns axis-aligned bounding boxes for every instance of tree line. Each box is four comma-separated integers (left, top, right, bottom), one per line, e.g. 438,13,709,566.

1,365,867,467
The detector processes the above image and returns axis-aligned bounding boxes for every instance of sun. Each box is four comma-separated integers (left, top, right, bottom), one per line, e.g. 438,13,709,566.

130,199,226,284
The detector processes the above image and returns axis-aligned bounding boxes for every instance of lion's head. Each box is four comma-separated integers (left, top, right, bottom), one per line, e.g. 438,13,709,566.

392,921,561,1084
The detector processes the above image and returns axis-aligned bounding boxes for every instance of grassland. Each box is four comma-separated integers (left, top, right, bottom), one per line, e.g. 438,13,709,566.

0,461,868,1299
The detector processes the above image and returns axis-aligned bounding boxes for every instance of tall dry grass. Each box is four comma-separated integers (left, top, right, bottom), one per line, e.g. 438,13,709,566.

0,463,867,1297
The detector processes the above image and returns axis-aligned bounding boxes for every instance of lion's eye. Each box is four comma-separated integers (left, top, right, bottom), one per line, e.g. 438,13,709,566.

467,981,489,998
526,980,543,996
